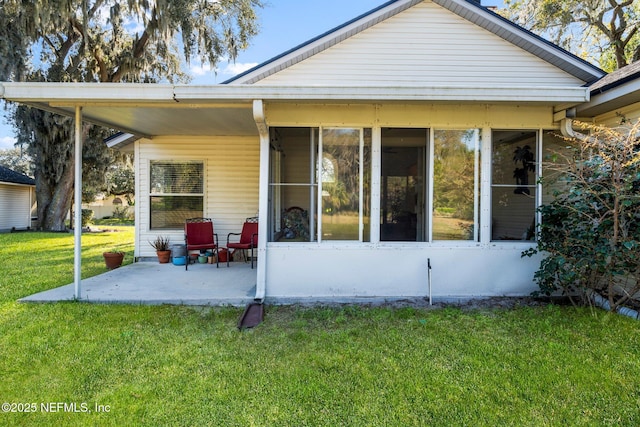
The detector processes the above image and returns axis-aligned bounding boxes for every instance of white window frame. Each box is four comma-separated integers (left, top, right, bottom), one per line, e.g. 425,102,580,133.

149,160,205,230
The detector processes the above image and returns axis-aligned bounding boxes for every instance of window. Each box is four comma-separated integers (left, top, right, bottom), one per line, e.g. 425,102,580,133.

268,128,318,242
150,161,204,229
433,129,480,241
541,132,572,206
380,128,428,241
268,127,370,242
320,128,371,241
491,131,537,241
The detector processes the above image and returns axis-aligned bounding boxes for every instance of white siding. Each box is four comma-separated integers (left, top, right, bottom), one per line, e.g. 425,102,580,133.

257,1,583,87
135,136,260,258
0,183,33,230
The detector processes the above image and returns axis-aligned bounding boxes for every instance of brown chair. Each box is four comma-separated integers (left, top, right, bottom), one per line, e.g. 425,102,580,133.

226,217,258,268
184,217,219,270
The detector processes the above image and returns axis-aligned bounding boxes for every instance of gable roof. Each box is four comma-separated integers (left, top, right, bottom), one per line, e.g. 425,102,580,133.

0,165,35,186
224,0,604,85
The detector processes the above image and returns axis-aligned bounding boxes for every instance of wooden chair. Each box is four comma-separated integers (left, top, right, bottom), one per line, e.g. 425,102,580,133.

184,217,219,270
226,217,258,268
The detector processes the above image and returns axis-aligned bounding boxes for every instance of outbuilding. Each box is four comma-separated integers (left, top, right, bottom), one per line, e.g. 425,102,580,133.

0,165,35,232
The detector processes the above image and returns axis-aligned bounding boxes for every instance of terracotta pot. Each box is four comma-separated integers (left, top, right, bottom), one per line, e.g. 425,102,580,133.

103,252,124,270
157,250,171,263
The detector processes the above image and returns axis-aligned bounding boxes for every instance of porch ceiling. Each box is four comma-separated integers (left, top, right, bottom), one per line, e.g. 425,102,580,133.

1,82,591,138
55,103,259,138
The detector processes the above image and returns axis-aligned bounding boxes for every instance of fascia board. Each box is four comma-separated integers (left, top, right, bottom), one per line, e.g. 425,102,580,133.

0,181,35,188
577,79,640,115
3,82,589,105
176,85,590,103
1,82,175,103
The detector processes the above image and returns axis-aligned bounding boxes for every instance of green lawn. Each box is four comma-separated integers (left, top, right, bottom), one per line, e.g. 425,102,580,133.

1,230,639,426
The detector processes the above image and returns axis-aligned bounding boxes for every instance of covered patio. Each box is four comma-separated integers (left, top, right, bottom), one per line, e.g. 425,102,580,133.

20,261,257,306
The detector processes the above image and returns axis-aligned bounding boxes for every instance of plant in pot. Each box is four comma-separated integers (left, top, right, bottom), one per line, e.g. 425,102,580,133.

149,236,171,263
103,250,125,270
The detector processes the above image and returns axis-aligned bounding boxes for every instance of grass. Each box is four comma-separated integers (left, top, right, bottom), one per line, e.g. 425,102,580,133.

1,230,640,425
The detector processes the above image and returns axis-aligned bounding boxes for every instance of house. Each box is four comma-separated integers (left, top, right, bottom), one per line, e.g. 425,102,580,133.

4,0,637,302
82,195,134,220
0,165,35,231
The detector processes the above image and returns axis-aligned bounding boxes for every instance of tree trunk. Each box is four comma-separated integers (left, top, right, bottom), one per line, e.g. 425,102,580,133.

35,152,75,232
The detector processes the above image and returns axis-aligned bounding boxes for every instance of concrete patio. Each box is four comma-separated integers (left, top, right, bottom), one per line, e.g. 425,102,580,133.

19,260,258,306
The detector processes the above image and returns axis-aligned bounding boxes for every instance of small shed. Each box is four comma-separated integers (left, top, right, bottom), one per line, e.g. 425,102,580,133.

0,165,36,231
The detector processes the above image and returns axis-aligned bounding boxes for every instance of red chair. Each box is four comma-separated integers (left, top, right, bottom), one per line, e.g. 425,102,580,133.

226,217,258,268
184,217,219,270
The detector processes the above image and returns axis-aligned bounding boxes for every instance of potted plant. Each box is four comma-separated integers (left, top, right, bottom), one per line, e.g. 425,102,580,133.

103,250,125,270
149,236,171,263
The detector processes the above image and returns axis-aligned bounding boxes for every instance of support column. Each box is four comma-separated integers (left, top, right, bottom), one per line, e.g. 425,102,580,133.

480,127,492,245
253,100,269,302
74,106,83,299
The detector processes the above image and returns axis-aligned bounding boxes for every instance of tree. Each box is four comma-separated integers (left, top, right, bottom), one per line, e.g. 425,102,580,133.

0,146,33,176
0,0,262,230
523,120,640,311
503,0,640,71
104,159,135,206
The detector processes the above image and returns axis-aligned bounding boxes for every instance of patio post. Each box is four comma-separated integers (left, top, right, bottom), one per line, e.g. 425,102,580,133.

253,100,269,301
74,106,83,299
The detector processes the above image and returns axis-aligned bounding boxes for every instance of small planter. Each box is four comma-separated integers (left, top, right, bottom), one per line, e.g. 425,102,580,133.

103,252,124,270
198,255,208,264
172,256,187,266
157,250,171,264
149,236,171,263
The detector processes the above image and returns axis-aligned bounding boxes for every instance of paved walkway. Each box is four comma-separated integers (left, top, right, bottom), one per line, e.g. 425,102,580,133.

20,261,257,306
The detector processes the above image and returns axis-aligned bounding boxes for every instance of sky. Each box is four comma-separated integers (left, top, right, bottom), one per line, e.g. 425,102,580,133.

0,0,504,149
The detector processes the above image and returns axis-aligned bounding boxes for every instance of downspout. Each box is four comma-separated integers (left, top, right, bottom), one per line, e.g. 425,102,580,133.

559,108,587,140
560,118,584,139
253,100,269,302
74,106,83,299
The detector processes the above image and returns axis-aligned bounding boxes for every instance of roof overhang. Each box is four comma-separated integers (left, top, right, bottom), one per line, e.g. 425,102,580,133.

577,74,640,118
0,180,35,187
1,82,590,141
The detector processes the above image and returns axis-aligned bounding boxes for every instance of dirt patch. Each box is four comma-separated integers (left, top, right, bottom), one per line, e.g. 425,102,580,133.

295,296,569,311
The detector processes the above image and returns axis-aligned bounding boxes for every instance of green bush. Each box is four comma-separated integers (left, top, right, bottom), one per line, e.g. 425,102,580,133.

523,120,640,310
112,205,133,220
81,209,94,227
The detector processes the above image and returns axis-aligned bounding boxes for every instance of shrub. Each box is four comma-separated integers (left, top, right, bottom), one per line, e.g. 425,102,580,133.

523,120,640,311
81,209,94,227
112,205,133,220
